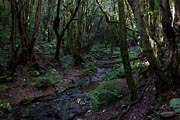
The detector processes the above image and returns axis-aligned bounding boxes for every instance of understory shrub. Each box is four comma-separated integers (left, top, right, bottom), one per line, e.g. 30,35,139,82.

0,100,11,112
81,62,97,75
0,85,8,92
32,67,62,88
88,80,121,112
102,65,125,81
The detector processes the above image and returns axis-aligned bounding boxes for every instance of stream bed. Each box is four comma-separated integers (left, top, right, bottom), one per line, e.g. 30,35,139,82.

1,88,90,120
1,54,115,120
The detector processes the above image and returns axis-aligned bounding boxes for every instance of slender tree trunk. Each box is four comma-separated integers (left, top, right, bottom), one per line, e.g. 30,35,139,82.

118,0,138,101
73,0,83,65
29,0,42,59
53,0,61,62
15,0,29,63
54,0,81,63
10,0,18,80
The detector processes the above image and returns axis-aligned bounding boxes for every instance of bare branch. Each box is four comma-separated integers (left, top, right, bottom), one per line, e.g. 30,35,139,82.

96,0,119,24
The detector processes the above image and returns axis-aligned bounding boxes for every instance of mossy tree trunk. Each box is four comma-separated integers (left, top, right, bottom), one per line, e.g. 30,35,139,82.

118,0,138,102
127,0,161,70
73,0,83,65
15,0,42,63
53,0,81,64
127,0,171,93
10,0,17,79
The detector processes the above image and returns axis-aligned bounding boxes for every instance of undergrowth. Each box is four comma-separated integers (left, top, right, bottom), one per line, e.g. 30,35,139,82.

102,64,125,81
0,85,9,92
80,62,97,75
0,100,11,113
88,80,121,112
31,67,62,88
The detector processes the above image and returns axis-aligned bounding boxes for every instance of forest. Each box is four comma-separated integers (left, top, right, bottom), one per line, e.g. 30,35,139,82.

0,0,180,119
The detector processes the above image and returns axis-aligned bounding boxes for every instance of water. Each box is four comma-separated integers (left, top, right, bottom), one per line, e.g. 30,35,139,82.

1,88,90,120
1,54,115,120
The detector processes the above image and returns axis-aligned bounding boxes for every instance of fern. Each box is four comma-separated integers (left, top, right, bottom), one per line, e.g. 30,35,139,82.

0,100,12,112
88,80,121,112
102,65,125,81
0,85,8,92
32,67,62,88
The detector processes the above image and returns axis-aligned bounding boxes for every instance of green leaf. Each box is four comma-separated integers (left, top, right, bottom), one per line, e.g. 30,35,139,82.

170,98,180,112
159,111,177,118
0,85,9,92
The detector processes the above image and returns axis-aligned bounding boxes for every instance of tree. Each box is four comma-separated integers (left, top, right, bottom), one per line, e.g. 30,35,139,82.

14,0,42,63
72,0,83,65
96,0,138,101
127,0,160,70
53,0,81,64
10,0,18,79
118,0,137,101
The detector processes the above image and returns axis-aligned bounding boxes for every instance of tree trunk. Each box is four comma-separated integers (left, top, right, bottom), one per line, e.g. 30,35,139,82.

29,0,42,59
10,0,18,80
54,0,81,64
171,0,180,85
73,0,83,65
118,0,138,101
15,0,29,63
127,0,172,93
53,0,61,63
160,0,179,86
127,0,160,70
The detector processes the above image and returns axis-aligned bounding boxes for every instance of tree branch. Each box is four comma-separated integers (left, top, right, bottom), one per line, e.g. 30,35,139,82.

96,0,138,33
60,0,81,38
96,0,119,24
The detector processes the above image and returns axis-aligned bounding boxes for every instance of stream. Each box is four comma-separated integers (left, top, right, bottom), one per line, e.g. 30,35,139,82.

1,54,114,120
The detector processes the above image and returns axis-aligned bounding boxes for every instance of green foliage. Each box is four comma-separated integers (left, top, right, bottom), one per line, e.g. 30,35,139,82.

90,44,121,55
130,59,140,69
0,100,12,112
88,80,121,112
0,85,9,92
20,98,33,105
170,98,180,112
81,44,102,75
35,40,57,55
103,65,125,81
60,55,73,75
90,44,106,53
32,67,62,88
81,62,97,75
128,47,141,59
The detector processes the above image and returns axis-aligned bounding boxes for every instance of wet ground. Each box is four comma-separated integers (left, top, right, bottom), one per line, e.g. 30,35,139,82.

1,54,116,120
1,88,90,120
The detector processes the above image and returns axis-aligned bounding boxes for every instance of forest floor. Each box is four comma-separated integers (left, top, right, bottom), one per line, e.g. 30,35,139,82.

0,54,180,120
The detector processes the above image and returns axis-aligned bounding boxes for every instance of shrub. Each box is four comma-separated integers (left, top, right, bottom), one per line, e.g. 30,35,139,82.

81,62,97,75
0,100,11,112
32,67,62,88
128,47,141,59
102,65,125,81
88,80,121,112
0,85,9,92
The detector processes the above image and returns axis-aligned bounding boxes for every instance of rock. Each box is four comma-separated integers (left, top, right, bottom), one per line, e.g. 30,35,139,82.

159,111,177,118
170,98,180,113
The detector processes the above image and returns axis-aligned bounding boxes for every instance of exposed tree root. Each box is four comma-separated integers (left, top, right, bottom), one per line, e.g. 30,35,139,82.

108,81,150,120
